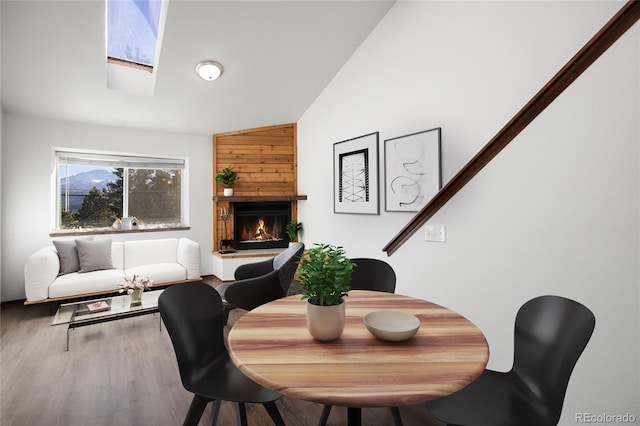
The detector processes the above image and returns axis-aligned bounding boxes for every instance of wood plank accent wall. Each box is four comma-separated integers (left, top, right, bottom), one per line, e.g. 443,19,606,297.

212,123,299,252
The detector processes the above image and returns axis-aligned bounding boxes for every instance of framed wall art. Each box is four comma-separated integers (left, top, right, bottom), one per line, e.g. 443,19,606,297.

384,127,441,212
333,132,380,215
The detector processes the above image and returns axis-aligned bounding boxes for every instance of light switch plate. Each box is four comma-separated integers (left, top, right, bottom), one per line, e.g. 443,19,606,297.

424,225,446,242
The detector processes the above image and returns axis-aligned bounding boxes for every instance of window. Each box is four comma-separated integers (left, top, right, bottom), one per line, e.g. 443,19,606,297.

54,149,187,231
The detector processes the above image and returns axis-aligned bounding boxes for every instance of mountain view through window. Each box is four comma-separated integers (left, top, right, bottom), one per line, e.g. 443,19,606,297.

56,151,185,230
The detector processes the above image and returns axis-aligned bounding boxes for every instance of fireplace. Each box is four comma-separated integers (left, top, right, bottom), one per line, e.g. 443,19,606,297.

233,202,291,250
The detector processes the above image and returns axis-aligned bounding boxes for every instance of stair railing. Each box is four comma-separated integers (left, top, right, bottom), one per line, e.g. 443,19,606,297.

383,0,640,256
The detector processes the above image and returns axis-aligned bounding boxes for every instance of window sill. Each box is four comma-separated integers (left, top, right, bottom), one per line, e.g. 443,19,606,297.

50,226,190,238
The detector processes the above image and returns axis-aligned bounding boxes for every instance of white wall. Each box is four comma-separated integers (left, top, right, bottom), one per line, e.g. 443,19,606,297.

1,114,214,302
298,1,639,424
0,110,3,304
0,109,3,303
1,2,4,303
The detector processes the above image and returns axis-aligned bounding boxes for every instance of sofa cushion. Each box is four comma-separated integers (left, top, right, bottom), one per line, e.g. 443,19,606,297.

77,239,114,273
53,237,93,276
48,269,125,298
125,263,187,284
111,242,124,270
124,239,178,269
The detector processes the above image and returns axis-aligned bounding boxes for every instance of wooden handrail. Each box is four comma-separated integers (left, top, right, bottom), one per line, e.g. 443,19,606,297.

383,0,640,256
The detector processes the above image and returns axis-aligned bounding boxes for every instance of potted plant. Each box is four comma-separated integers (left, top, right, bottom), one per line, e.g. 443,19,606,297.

297,243,356,341
215,166,240,196
286,220,303,242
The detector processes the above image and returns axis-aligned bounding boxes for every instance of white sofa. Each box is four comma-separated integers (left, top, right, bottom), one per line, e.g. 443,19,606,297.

24,237,201,303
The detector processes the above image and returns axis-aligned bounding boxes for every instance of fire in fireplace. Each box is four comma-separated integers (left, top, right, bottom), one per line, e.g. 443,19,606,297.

234,202,291,250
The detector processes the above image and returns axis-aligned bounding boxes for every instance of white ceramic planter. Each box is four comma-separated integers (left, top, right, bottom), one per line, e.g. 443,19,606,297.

223,188,234,196
306,301,345,341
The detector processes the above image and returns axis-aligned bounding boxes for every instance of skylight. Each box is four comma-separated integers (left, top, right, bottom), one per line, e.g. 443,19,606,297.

105,0,168,95
107,0,162,69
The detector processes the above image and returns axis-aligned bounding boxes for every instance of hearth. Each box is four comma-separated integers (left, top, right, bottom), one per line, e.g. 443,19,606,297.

233,202,291,250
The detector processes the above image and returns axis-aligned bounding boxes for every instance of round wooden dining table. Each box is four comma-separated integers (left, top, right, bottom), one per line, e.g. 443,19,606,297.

227,290,489,424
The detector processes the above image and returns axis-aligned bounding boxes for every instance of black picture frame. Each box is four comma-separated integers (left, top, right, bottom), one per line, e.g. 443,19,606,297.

333,132,380,215
384,127,441,212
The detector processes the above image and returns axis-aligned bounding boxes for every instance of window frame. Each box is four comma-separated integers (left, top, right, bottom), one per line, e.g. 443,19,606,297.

51,147,189,234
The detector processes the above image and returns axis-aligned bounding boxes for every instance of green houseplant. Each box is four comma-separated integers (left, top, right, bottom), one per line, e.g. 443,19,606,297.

215,166,239,196
297,243,356,341
285,220,303,242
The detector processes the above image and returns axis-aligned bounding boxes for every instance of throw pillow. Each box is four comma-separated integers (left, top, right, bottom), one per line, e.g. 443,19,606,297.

76,239,114,273
53,237,93,276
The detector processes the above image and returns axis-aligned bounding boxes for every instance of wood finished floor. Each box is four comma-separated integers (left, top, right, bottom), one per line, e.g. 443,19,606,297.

0,278,445,426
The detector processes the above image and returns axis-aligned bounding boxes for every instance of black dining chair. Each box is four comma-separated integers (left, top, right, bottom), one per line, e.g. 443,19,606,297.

319,257,401,426
348,258,396,293
216,242,304,324
159,282,285,426
427,295,596,426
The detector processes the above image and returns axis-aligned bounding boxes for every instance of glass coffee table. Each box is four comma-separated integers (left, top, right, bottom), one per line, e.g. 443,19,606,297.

52,289,164,350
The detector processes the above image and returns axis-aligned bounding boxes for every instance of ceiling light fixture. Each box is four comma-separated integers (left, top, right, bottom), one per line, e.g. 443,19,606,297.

196,61,223,81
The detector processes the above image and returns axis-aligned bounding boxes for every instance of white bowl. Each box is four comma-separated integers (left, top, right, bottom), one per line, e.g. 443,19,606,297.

363,310,421,342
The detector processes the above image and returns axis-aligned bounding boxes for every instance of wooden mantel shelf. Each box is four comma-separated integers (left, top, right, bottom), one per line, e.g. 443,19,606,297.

212,195,307,202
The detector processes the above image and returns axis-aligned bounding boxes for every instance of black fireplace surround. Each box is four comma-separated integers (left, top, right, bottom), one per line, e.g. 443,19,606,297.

233,202,291,250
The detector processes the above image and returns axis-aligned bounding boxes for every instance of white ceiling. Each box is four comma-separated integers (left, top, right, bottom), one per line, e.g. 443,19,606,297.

1,0,395,136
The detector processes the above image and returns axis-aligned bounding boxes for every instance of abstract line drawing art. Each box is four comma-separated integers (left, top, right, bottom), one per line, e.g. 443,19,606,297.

384,128,441,212
334,132,379,214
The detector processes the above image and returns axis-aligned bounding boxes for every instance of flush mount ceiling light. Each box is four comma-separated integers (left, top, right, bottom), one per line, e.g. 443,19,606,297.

196,61,223,81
